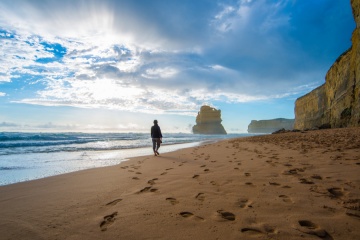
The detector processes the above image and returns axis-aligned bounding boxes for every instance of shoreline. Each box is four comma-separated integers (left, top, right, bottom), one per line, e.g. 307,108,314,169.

1,133,253,186
0,127,359,239
0,141,206,186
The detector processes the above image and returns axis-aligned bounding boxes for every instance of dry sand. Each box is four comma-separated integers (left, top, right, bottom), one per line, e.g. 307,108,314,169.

0,128,359,240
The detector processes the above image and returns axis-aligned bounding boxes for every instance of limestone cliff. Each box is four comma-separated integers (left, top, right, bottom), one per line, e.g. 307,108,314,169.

247,118,294,133
294,0,360,130
192,105,227,134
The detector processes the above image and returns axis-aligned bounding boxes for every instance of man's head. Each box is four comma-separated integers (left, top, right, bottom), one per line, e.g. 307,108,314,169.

153,120,158,124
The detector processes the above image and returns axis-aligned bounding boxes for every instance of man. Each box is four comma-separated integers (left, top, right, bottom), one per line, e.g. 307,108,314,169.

151,120,162,156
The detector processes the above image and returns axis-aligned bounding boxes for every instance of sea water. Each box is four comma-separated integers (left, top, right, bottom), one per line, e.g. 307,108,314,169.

0,132,252,186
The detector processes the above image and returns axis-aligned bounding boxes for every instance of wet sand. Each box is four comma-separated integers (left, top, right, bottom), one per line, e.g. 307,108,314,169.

0,128,359,239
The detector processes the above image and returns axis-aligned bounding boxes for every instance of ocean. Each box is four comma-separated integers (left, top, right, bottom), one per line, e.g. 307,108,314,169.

0,132,252,186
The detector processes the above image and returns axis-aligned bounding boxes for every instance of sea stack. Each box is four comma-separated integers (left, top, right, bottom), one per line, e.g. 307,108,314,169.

294,0,360,130
192,105,227,134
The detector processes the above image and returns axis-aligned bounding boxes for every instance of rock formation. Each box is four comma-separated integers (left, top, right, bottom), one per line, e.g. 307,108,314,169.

192,105,227,134
294,0,360,130
247,118,294,133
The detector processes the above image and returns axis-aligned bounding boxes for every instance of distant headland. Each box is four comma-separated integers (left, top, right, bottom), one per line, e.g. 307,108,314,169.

247,118,294,133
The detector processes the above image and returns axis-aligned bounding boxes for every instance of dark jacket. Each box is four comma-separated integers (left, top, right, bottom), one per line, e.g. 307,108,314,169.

151,124,163,138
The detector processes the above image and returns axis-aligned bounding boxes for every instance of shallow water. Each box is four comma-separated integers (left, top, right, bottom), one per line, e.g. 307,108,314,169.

0,132,251,186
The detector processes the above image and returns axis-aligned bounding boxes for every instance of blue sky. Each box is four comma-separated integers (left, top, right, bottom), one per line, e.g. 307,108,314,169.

0,0,355,133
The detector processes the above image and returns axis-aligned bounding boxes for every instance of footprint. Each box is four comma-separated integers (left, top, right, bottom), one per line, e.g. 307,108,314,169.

105,198,122,206
166,168,173,171
204,169,210,172
217,210,235,221
166,197,179,205
100,212,118,231
180,212,194,218
139,186,151,193
200,165,206,168
237,198,252,208
241,227,263,235
283,168,305,175
192,174,199,179
245,172,251,177
311,174,323,180
139,186,158,193
132,177,139,180
241,224,277,235
269,182,281,186
298,220,333,240
160,172,167,175
278,195,293,203
195,193,205,201
147,178,158,185
327,188,345,198
299,178,314,184
179,212,204,221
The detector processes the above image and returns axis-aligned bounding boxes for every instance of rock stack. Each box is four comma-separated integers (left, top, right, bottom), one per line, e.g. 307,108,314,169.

192,106,227,134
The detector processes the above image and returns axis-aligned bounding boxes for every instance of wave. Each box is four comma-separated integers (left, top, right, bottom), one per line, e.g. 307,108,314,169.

0,166,27,171
0,132,251,156
0,132,147,148
0,132,144,142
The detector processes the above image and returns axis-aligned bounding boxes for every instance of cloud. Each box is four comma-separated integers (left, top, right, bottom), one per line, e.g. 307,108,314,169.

0,92,6,97
0,0,355,116
0,121,19,127
142,67,178,79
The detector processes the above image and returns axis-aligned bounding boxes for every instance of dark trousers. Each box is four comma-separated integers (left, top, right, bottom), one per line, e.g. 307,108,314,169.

152,138,161,152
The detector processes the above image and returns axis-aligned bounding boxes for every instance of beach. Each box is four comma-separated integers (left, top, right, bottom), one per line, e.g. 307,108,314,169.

0,128,359,240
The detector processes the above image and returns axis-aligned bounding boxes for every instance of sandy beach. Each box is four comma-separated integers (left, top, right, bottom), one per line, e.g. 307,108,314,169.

0,128,359,240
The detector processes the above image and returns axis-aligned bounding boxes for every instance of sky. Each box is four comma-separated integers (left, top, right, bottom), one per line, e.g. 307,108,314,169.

0,0,356,133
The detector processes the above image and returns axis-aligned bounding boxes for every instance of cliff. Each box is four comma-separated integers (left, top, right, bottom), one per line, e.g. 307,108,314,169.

192,105,227,134
294,0,360,130
247,118,294,133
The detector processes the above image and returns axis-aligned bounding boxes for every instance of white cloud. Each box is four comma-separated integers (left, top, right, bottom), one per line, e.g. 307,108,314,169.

0,0,354,119
142,67,178,79
0,92,6,97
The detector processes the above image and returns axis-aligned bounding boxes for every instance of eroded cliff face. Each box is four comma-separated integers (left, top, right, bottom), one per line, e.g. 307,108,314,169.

192,105,227,134
247,118,294,133
294,0,360,130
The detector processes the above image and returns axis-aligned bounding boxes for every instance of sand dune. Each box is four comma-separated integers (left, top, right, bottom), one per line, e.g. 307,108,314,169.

0,128,359,239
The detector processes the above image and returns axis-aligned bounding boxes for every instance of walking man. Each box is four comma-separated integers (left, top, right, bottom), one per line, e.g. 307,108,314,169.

151,120,162,156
